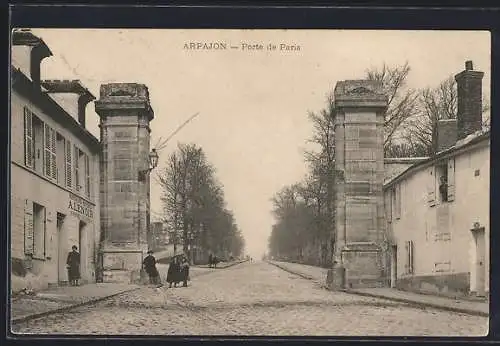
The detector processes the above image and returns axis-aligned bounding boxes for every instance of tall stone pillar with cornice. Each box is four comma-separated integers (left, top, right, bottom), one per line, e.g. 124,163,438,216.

95,83,154,283
328,80,388,289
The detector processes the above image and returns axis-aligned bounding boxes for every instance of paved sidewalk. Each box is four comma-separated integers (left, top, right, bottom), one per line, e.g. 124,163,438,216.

267,260,489,317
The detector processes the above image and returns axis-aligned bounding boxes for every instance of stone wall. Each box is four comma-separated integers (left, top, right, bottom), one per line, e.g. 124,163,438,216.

397,272,470,297
331,80,388,289
95,83,154,283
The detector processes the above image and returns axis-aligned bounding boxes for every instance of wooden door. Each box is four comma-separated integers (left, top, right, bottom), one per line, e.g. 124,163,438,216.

475,229,486,296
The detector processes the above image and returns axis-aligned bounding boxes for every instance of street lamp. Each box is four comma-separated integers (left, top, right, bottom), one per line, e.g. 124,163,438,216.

138,149,159,182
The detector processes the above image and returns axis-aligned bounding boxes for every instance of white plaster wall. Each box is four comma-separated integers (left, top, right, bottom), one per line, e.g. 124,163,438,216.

48,93,80,122
11,46,32,78
386,142,489,292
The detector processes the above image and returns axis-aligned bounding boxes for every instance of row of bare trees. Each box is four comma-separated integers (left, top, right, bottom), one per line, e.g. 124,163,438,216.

268,62,490,265
158,143,245,263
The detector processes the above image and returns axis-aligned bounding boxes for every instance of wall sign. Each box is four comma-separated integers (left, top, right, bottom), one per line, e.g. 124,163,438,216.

68,193,94,219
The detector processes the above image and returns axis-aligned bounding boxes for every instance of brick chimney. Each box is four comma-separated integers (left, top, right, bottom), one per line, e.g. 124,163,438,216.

454,60,484,140
436,119,457,152
40,79,96,128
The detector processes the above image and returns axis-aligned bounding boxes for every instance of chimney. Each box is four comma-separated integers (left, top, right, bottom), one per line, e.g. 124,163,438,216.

12,29,52,85
436,119,457,152
40,80,96,128
454,60,484,140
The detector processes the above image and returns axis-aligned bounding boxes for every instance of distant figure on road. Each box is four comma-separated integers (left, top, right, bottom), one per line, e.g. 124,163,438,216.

167,256,181,288
143,250,161,286
180,256,190,287
208,253,213,268
66,245,81,286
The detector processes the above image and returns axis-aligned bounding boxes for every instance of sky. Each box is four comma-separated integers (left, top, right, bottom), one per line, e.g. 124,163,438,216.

31,29,490,259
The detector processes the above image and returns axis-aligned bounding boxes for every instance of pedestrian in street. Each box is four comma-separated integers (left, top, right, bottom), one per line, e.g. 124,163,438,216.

180,256,190,287
208,253,213,268
143,250,161,286
66,245,81,286
167,256,181,288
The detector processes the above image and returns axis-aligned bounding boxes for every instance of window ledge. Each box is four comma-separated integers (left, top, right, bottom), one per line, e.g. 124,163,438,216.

12,161,96,206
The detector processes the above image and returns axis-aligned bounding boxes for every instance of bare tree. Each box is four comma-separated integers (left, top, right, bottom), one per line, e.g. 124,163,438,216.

159,142,244,263
366,62,419,153
303,93,336,267
405,75,490,156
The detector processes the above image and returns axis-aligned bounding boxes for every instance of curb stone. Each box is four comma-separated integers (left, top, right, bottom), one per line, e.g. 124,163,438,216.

266,261,488,317
344,289,489,317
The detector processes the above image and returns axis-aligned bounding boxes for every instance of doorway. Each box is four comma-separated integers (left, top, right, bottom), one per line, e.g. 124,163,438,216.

57,213,66,284
79,221,86,281
472,227,486,296
390,245,397,288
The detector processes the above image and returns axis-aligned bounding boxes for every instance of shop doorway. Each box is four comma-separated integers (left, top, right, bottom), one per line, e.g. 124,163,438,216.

57,213,66,284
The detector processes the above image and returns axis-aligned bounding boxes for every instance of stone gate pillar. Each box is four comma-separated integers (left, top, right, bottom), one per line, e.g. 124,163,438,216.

329,80,387,289
95,83,154,283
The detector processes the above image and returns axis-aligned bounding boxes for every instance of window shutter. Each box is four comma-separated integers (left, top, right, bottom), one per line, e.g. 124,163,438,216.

24,108,33,168
85,154,91,198
24,200,34,256
50,129,57,180
395,184,401,219
409,240,414,274
44,124,51,177
43,208,47,258
447,158,455,202
74,146,80,191
65,140,72,188
404,241,409,273
427,167,436,206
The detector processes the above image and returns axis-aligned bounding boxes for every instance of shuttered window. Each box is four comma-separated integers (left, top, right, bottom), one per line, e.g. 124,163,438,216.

74,145,80,191
32,203,46,260
447,158,456,202
427,167,436,207
43,124,57,180
24,200,34,256
405,240,414,274
65,140,72,188
395,184,401,219
24,107,34,168
85,154,91,198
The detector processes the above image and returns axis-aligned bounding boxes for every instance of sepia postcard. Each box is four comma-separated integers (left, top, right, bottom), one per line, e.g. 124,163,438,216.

9,27,490,337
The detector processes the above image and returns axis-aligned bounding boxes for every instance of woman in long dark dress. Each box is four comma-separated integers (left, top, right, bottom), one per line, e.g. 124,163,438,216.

180,256,190,287
167,257,180,288
66,245,81,286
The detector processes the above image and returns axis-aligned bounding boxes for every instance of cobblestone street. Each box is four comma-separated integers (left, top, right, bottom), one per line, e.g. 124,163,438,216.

12,261,488,336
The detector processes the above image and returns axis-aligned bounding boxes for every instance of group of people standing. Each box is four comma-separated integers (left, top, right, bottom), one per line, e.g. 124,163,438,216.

142,250,190,288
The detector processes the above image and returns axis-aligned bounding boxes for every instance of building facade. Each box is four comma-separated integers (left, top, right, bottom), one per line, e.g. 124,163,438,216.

11,30,101,292
383,61,490,297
